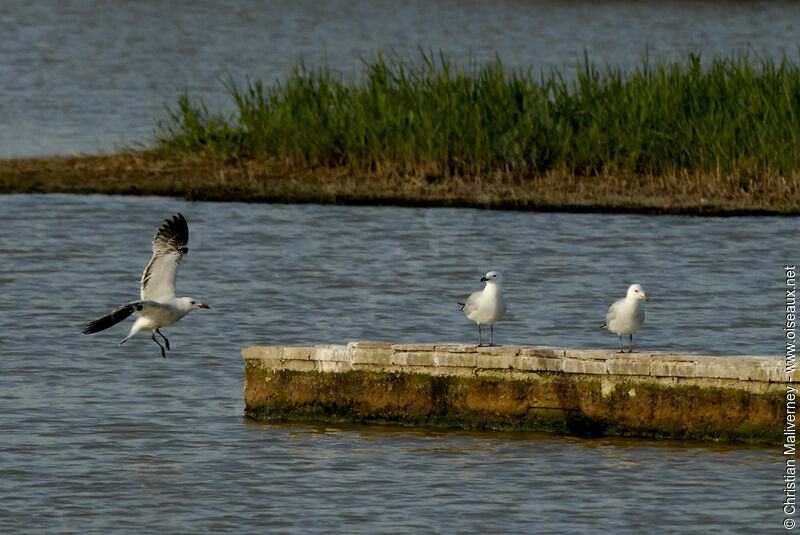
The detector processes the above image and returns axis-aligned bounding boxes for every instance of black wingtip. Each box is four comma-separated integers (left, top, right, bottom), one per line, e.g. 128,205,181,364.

154,213,189,251
82,316,107,334
82,303,138,335
162,213,187,232
82,319,106,335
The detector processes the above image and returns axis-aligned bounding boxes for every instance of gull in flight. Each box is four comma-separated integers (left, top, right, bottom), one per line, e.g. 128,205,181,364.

82,213,210,358
459,270,506,346
602,283,648,353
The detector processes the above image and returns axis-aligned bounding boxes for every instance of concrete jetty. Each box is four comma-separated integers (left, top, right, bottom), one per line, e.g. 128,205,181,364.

243,342,793,444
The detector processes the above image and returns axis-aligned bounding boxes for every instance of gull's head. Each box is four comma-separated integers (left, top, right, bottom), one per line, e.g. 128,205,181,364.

481,271,503,285
627,284,649,301
182,297,211,311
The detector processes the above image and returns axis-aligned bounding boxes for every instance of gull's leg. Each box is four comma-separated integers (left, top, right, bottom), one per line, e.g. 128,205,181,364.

489,324,495,347
629,334,633,353
156,329,170,351
152,332,166,359
477,324,483,347
618,335,624,353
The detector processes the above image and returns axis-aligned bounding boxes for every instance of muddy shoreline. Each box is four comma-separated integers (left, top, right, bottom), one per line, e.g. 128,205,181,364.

2,153,798,216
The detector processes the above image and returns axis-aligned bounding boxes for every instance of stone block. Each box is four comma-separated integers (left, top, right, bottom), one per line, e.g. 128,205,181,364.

507,356,546,371
518,346,559,358
563,358,607,375
352,348,393,366
476,354,516,370
283,346,313,360
650,360,696,377
435,352,477,368
606,358,651,376
247,357,285,370
394,351,437,367
242,346,282,361
694,362,742,380
314,347,350,362
516,356,565,372
735,364,771,382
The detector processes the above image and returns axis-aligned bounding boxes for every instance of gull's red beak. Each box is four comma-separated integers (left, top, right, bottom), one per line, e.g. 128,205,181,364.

198,303,210,309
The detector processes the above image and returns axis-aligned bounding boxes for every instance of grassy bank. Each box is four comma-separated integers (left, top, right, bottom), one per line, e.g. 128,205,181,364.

155,51,800,176
3,51,800,215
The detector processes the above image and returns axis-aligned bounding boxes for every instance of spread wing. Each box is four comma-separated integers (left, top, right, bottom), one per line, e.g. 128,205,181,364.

140,213,189,302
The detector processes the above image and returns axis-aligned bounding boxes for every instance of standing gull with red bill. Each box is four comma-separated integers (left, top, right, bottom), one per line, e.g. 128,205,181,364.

459,270,506,346
602,283,648,353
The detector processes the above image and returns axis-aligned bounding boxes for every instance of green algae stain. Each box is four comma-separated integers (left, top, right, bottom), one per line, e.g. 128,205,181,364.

244,366,784,445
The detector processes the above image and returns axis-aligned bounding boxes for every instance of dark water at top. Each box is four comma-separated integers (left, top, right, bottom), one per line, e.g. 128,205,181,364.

0,195,790,533
1,0,799,158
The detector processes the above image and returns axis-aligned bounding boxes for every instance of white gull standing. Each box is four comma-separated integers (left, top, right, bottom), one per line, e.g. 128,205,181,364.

459,270,506,346
602,283,648,353
82,213,210,358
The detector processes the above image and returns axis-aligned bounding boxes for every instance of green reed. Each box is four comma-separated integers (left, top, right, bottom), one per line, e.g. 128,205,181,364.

153,50,800,174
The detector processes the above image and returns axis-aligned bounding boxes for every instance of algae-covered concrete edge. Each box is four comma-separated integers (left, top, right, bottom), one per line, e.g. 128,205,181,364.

241,342,790,444
241,343,789,386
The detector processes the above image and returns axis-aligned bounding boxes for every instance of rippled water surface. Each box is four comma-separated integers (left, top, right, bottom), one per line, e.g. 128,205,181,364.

0,195,789,533
2,0,800,157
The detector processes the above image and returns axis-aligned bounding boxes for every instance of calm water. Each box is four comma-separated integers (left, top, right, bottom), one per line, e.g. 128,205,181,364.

2,0,800,158
0,195,789,533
